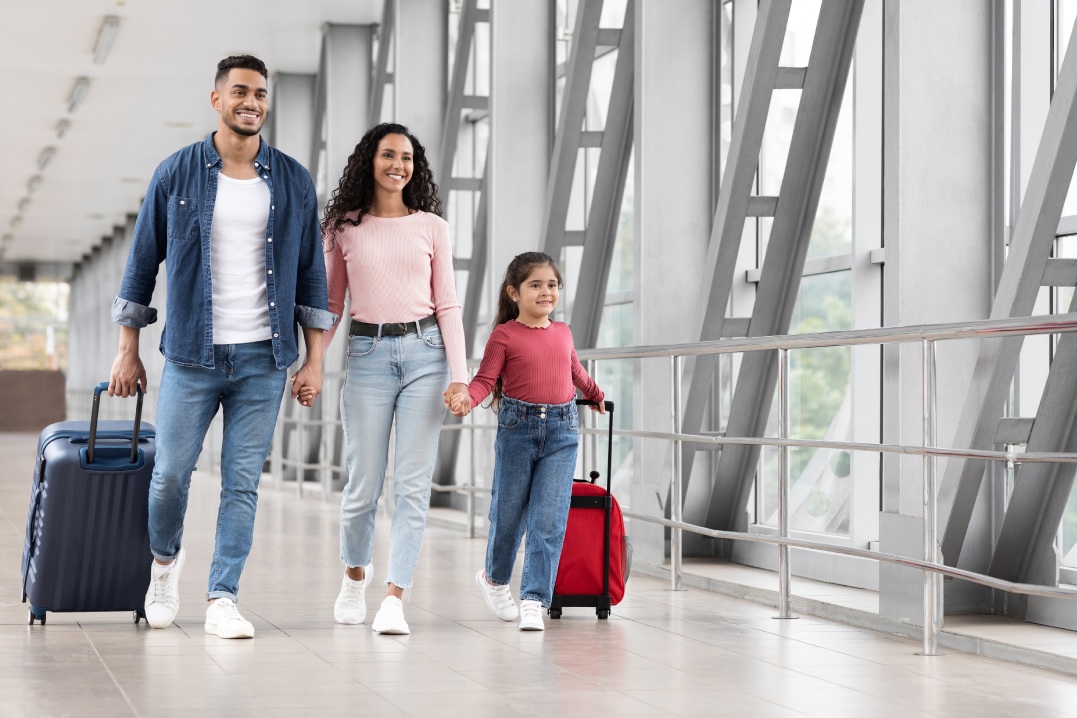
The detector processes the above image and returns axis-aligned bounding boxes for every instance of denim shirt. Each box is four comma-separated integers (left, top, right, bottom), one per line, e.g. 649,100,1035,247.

112,133,337,369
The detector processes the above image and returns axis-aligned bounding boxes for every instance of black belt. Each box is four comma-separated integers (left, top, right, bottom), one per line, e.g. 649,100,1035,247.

349,313,438,337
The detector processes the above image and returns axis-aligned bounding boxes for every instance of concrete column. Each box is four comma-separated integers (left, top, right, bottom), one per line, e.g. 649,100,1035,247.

324,24,374,196
630,0,715,566
879,0,997,620
269,73,317,171
488,1,553,277
396,0,448,180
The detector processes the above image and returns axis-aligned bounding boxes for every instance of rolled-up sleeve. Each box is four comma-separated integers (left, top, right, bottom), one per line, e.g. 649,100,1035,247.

293,173,337,331
114,165,169,327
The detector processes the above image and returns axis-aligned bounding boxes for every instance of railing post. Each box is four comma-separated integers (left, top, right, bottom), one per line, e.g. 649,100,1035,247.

671,355,684,591
467,408,477,539
776,347,794,619
919,338,942,656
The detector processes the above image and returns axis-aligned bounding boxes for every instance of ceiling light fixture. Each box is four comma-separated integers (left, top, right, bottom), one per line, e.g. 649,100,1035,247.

10,216,23,230
68,76,90,113
37,146,56,171
17,198,31,213
93,16,121,64
27,176,42,193
55,119,70,138
1,234,12,245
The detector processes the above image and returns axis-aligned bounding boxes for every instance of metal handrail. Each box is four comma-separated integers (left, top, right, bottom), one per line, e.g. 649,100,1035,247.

268,311,1077,656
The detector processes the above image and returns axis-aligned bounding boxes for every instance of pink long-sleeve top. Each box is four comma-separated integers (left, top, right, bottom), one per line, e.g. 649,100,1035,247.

323,211,468,384
468,320,604,408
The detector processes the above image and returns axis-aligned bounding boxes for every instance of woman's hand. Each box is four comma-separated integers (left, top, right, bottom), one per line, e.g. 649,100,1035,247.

443,382,471,417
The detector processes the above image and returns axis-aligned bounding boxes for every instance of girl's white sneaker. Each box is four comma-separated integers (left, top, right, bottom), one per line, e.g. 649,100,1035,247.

519,600,544,631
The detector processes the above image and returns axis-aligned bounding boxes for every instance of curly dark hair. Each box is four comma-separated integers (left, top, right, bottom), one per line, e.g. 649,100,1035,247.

487,251,563,408
321,123,442,237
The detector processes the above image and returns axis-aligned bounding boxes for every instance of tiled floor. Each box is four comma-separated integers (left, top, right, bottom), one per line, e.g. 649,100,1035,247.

4,432,1077,717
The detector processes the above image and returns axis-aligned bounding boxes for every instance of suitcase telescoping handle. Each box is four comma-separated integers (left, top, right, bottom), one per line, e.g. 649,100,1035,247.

576,399,615,601
88,381,144,465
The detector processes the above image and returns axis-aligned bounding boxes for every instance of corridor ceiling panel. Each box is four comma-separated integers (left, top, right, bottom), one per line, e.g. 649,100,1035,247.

0,1,381,265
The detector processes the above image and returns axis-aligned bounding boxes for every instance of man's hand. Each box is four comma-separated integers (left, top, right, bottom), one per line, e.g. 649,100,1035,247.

108,326,146,397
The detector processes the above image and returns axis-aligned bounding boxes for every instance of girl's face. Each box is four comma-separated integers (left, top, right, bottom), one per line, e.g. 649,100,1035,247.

509,264,560,326
371,133,413,195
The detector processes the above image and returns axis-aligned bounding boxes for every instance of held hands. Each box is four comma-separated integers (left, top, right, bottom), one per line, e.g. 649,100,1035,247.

443,382,471,417
290,362,323,408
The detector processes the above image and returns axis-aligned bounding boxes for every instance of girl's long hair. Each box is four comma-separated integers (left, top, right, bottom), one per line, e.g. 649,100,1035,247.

321,122,442,242
488,251,563,408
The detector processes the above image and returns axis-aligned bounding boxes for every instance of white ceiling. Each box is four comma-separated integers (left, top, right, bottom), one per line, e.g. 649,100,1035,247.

0,0,382,268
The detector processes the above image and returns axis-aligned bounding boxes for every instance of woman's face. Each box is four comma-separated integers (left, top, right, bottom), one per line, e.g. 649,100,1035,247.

371,133,414,196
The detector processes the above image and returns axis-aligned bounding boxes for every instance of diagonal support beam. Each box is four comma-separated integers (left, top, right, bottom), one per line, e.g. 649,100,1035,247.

701,0,864,530
939,12,1077,566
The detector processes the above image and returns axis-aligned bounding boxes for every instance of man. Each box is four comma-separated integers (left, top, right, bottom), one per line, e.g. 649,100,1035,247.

109,55,336,639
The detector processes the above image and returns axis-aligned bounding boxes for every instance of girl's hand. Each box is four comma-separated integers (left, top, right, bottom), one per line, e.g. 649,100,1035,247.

449,393,472,417
588,401,606,414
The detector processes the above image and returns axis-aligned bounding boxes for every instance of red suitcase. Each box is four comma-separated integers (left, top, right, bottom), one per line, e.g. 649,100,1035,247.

550,400,630,619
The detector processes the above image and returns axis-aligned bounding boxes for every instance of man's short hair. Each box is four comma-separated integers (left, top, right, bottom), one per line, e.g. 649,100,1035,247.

215,55,268,86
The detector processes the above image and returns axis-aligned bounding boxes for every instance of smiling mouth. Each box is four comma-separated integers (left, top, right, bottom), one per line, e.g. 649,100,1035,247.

237,111,261,122
387,173,405,180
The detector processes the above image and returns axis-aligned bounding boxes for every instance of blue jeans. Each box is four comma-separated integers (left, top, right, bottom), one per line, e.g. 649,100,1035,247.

486,397,579,607
149,340,286,601
339,324,449,589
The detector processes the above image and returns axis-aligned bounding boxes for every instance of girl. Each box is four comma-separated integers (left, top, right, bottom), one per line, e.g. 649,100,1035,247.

322,123,469,635
447,252,605,631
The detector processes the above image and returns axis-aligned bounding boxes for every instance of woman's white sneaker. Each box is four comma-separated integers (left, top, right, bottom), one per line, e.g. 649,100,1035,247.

475,570,519,621
334,563,374,624
371,595,410,635
519,600,545,631
204,597,254,639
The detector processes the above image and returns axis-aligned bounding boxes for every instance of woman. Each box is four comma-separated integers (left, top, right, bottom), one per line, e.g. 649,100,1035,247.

321,123,468,634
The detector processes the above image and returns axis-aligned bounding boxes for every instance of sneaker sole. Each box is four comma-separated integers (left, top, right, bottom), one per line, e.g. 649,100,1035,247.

205,622,254,639
520,623,545,631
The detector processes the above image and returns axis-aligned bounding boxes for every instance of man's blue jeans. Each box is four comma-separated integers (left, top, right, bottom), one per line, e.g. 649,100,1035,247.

339,324,449,589
485,397,579,607
149,340,286,601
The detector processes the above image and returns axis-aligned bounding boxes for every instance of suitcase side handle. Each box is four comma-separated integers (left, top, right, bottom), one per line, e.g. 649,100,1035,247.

89,381,144,465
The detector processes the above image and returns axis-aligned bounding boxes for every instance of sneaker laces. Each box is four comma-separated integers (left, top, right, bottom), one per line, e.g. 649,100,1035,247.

149,568,177,608
212,598,242,621
340,578,365,601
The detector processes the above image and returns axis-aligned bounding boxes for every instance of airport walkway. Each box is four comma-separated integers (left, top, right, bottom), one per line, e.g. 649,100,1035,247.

3,432,1077,717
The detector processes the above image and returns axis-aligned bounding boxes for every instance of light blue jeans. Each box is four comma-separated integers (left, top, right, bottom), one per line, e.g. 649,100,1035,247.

339,324,449,588
485,397,579,607
149,340,286,601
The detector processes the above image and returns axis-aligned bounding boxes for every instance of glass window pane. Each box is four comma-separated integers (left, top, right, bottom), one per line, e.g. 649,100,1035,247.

758,271,853,536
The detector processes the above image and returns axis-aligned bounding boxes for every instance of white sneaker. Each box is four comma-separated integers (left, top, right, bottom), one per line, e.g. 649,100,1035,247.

144,547,185,629
519,600,544,631
475,570,519,621
334,563,374,624
205,597,254,639
371,595,410,635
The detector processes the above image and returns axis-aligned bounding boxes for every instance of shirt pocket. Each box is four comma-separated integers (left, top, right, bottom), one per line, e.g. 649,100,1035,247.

167,197,199,241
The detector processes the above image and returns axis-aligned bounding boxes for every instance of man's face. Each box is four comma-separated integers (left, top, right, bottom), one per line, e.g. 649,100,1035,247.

211,69,268,137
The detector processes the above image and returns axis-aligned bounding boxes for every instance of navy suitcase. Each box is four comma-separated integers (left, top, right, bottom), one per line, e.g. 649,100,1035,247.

21,382,156,625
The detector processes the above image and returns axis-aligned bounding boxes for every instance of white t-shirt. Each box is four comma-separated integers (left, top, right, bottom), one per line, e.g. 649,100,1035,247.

210,173,272,344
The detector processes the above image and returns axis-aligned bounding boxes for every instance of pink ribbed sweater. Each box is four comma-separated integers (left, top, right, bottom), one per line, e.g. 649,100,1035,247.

323,211,468,384
467,320,604,408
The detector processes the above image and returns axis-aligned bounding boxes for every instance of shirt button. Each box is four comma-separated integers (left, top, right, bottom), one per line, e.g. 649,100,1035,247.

255,162,260,167
179,200,185,205
267,238,273,243
273,333,279,338
267,270,273,275
271,205,275,210
263,175,268,180
270,302,275,307
206,163,211,168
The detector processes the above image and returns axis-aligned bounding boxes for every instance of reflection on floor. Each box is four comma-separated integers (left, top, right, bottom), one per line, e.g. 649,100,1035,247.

3,432,1077,717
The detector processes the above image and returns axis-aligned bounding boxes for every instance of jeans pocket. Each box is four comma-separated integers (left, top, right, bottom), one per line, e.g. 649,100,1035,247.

167,196,199,241
347,335,378,357
497,405,519,429
421,328,445,349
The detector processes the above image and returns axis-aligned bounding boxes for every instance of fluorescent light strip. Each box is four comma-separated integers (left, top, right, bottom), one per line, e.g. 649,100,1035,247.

93,16,120,65
68,77,90,113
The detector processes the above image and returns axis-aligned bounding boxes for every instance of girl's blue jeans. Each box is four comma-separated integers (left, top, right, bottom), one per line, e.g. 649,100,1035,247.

339,324,449,589
486,396,579,607
149,340,286,602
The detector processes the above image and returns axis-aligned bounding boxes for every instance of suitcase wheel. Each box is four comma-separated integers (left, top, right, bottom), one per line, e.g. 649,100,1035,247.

132,610,142,624
597,609,609,620
548,608,562,620
28,607,46,626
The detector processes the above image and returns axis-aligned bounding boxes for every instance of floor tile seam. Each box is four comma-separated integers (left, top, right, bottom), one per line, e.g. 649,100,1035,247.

81,626,143,717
